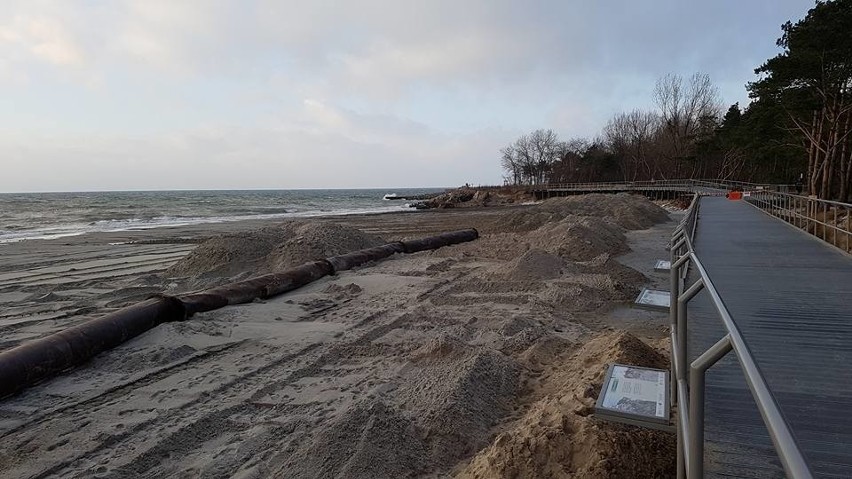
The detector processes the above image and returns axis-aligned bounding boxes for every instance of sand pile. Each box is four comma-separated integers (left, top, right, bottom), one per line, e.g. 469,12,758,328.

278,340,520,478
426,217,626,264
436,193,666,264
528,216,627,261
396,344,520,468
165,225,292,277
266,222,385,271
280,401,429,479
430,239,646,313
490,193,667,234
428,258,645,313
429,233,531,261
538,193,670,230
166,221,384,278
458,331,674,478
420,193,660,313
409,333,468,362
498,316,551,354
494,209,567,233
495,249,567,280
539,259,648,311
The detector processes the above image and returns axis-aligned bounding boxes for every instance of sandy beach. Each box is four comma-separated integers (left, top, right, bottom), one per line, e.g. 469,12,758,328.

0,194,679,478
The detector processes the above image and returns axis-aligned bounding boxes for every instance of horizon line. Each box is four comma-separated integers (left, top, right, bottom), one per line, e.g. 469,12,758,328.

0,185,463,195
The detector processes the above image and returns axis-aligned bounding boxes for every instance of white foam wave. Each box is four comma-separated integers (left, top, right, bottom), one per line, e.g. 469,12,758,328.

0,204,414,243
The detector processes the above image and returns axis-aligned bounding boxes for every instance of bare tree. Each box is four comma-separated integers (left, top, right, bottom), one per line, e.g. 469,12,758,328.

654,73,723,176
500,129,561,185
604,109,661,180
550,137,590,183
500,144,520,185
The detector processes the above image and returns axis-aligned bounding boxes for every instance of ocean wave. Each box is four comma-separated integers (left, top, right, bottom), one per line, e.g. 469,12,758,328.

0,204,414,243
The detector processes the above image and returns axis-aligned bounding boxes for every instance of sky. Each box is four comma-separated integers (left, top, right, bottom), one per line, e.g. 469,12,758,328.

0,0,815,193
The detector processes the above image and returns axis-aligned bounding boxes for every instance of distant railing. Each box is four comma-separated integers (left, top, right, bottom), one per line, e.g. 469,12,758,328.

528,179,794,193
746,191,852,253
529,179,695,190
669,194,812,478
692,179,795,193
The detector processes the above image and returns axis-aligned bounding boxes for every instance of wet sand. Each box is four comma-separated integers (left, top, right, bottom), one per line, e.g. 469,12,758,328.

0,197,679,478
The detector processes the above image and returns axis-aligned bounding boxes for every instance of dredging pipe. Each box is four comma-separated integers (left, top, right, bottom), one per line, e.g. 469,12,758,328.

0,229,478,398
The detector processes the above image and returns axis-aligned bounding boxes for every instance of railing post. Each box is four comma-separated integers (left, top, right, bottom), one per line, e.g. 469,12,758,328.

670,234,683,406
677,278,705,381
674,274,703,479
688,335,733,479
671,228,689,479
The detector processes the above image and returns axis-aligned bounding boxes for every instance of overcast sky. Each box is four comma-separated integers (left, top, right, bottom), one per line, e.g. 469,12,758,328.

0,0,814,192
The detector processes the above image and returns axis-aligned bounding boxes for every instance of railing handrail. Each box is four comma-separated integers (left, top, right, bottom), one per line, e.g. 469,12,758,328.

528,178,796,193
670,194,813,478
745,190,852,254
750,189,852,209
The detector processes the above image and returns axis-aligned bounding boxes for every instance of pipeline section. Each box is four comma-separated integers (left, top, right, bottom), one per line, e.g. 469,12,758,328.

0,229,478,398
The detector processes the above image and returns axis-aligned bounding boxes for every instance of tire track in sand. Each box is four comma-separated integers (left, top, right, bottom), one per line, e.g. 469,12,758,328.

25,309,407,479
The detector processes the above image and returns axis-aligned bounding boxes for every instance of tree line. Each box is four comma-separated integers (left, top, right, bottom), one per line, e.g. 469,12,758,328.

501,0,852,201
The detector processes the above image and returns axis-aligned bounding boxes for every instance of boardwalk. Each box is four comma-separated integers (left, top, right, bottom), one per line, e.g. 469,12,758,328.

687,197,852,478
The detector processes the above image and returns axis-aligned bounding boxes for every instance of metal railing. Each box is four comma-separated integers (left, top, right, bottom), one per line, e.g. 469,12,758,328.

745,190,852,253
669,194,813,478
528,179,696,191
692,179,794,193
527,178,794,193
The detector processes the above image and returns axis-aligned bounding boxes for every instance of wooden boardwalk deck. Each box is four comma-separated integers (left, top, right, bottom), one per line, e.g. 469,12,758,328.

687,197,852,478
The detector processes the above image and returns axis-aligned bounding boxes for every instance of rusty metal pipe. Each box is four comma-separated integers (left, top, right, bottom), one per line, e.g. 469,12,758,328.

0,229,479,398
0,296,186,398
180,260,334,314
401,228,478,253
325,243,404,273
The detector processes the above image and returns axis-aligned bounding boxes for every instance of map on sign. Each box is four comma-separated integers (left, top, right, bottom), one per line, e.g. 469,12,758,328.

596,364,669,425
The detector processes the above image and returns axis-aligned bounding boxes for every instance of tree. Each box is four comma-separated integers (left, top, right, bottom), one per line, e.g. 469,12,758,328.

749,0,852,200
549,138,589,183
654,73,723,177
603,110,661,181
717,99,805,183
500,129,562,185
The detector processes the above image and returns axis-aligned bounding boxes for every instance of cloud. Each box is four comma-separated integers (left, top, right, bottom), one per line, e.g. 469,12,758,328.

111,1,244,75
0,0,816,192
0,99,510,192
0,13,85,69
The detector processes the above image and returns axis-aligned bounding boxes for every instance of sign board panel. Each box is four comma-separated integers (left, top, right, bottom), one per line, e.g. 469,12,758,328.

595,363,670,427
654,260,671,272
633,288,670,311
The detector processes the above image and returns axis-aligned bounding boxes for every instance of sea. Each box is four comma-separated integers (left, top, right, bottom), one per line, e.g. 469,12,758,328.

0,188,445,243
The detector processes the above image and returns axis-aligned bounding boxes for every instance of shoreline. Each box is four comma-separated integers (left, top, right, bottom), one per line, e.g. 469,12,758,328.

0,205,418,245
0,204,537,252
